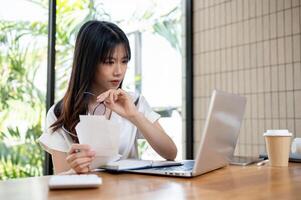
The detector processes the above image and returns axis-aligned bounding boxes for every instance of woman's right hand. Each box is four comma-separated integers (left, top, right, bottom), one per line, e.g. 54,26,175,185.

66,144,96,174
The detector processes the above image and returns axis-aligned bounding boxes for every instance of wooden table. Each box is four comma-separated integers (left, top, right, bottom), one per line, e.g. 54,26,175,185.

1,163,301,200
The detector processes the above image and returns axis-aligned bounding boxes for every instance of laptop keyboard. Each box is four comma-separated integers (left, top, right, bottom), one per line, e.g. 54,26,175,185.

151,160,195,172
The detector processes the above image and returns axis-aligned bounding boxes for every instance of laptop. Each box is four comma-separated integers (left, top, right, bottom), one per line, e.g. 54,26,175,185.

125,90,247,177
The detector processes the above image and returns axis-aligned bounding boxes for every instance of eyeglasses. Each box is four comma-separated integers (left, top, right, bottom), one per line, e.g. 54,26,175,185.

62,91,107,138
83,91,107,115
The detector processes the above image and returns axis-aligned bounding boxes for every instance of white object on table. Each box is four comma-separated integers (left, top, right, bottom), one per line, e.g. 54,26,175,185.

292,138,301,154
48,174,102,189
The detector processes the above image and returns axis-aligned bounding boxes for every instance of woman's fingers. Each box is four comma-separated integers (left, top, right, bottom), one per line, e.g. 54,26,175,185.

77,162,91,170
117,89,130,100
66,150,95,174
96,90,110,102
68,144,91,154
76,166,90,174
97,89,120,103
117,88,126,95
113,91,118,101
67,144,95,173
107,90,115,104
70,157,94,169
66,150,95,163
74,162,91,174
66,142,97,174
107,89,119,103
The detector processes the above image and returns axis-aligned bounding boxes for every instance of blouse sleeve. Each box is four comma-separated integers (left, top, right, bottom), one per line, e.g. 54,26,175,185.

37,105,73,154
136,94,161,139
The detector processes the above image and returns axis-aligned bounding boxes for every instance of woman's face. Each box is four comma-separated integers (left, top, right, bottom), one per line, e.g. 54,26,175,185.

93,44,128,93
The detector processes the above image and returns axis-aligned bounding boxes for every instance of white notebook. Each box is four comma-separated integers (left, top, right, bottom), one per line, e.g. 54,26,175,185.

100,159,183,171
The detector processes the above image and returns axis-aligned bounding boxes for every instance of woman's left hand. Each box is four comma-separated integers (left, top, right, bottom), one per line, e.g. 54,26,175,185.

96,89,138,119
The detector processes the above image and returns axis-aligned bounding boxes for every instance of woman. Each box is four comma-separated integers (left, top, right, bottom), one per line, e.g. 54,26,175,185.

38,20,177,174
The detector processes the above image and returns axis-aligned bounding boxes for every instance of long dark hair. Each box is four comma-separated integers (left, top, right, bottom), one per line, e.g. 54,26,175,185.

50,20,131,142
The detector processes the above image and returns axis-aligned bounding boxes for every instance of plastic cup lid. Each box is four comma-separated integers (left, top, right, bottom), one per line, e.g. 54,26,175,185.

263,129,292,137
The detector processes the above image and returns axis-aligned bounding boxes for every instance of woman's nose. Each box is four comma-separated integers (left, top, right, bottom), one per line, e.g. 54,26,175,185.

113,63,122,76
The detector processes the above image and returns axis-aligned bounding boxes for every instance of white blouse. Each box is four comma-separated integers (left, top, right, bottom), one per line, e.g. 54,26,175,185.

38,93,160,159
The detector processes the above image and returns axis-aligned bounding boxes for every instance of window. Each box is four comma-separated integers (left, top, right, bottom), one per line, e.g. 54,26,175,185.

54,0,185,160
0,0,48,179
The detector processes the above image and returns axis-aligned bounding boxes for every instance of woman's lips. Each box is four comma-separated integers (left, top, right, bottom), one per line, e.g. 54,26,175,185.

110,80,120,86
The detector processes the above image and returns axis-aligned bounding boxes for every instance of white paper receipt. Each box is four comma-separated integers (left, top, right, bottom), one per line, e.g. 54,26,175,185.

75,115,121,168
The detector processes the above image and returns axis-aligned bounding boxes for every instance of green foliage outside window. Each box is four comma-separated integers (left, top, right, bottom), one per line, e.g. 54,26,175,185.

0,18,47,180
